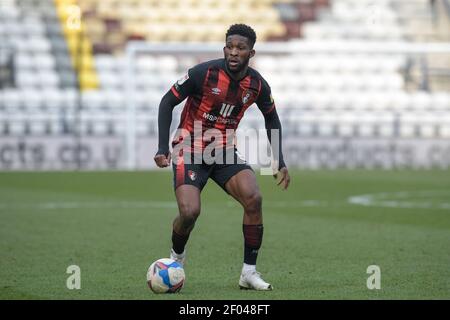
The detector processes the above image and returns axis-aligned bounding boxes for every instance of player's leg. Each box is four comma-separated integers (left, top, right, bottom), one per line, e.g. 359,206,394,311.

213,162,272,290
170,184,201,265
170,156,207,266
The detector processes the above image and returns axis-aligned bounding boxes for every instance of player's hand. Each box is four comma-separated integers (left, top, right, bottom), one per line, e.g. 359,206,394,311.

273,167,290,190
154,152,171,168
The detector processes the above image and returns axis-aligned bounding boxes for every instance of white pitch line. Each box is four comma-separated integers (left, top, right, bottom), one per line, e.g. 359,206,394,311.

0,201,179,210
348,190,450,210
3,190,449,211
0,199,330,211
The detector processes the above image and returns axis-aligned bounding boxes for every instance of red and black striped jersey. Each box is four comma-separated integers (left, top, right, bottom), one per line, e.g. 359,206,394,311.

170,58,276,150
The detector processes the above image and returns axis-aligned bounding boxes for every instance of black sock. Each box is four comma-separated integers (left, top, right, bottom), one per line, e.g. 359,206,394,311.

172,229,189,254
243,224,263,265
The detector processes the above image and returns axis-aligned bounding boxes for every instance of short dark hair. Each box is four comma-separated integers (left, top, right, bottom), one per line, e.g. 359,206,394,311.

225,24,257,48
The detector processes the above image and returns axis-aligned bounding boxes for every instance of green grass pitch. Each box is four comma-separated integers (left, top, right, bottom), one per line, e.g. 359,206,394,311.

0,170,449,299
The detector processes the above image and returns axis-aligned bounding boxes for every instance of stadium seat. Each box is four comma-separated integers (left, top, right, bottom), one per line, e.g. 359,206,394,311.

135,55,159,73
319,112,338,137
22,89,45,109
2,89,22,110
14,53,34,70
439,114,450,138
34,53,57,70
390,91,411,110
8,116,27,136
431,92,450,110
156,55,178,73
42,89,65,109
29,120,51,135
61,89,78,109
336,112,358,137
39,71,61,88
357,113,378,137
411,91,432,110
81,90,106,109
103,90,125,109
15,70,38,88
90,121,109,136
95,54,117,72
399,113,419,138
98,70,122,89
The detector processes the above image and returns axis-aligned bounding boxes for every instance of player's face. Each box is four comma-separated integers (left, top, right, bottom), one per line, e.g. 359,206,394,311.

224,35,255,73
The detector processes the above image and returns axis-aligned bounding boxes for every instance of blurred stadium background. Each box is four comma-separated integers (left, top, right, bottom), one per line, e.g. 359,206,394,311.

0,0,449,170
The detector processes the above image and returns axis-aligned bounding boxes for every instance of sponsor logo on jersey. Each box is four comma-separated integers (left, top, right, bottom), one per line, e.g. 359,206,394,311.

188,170,197,181
219,103,235,117
211,87,221,95
202,112,237,124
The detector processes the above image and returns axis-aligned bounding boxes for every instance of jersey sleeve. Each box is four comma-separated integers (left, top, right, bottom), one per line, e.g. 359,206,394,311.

170,64,205,101
256,78,276,115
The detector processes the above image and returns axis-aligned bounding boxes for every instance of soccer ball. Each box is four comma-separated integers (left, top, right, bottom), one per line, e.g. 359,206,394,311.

146,258,185,294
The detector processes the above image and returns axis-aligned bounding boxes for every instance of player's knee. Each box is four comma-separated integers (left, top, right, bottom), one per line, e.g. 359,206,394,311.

243,191,262,215
178,202,201,224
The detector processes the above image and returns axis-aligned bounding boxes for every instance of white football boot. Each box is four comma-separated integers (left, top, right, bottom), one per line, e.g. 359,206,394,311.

239,270,273,291
170,248,186,267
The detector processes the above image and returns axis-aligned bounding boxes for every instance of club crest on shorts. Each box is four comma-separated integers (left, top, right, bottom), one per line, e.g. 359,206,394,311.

188,170,197,181
242,90,253,104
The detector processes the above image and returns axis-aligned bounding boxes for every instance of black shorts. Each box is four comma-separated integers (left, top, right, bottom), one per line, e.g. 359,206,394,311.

172,147,253,192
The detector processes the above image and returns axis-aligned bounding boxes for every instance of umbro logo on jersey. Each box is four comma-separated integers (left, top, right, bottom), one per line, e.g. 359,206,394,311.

219,103,235,118
211,87,221,95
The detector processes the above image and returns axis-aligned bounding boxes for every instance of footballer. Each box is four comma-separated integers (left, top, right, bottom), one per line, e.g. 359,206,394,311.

154,24,290,290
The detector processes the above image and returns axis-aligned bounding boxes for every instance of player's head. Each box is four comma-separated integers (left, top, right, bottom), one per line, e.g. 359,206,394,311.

224,24,256,73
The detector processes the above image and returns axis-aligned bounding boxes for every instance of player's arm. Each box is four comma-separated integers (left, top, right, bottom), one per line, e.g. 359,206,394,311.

154,90,181,168
256,79,290,190
154,69,198,168
262,108,286,170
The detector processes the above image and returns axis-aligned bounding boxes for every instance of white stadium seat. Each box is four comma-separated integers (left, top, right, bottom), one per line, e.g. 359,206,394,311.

34,54,56,70
39,71,60,88
411,91,432,110
104,90,125,109
399,113,420,138
22,89,45,109
357,113,378,137
439,114,450,138
318,112,337,137
156,55,178,73
2,89,22,109
431,92,450,109
336,112,358,137
390,91,411,110
95,55,117,72
15,53,34,70
42,89,65,109
135,55,159,72
61,89,78,109
98,71,122,89
82,90,107,109
29,120,49,135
